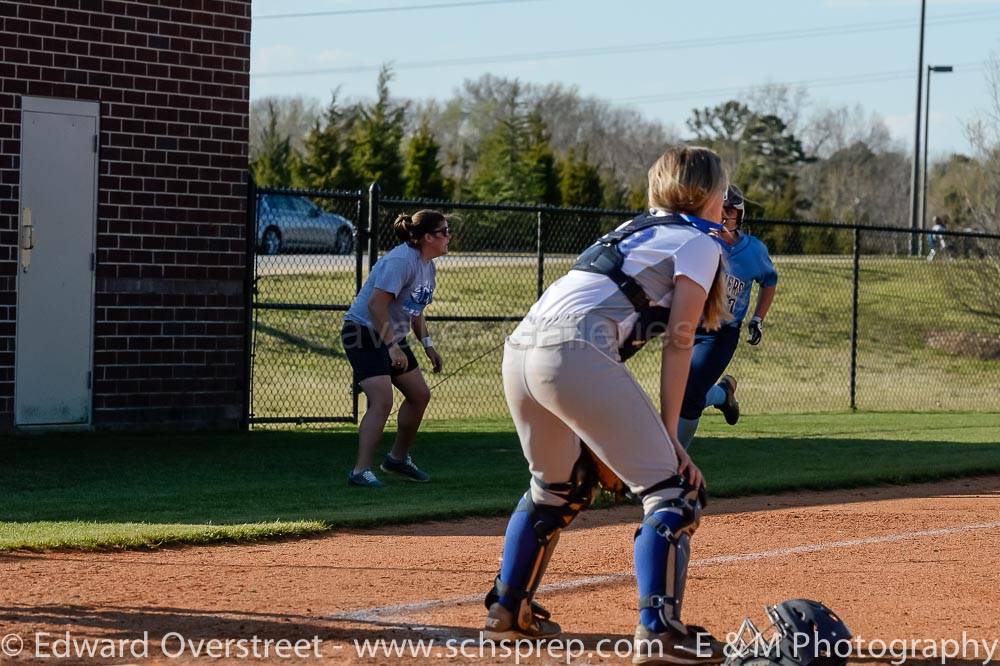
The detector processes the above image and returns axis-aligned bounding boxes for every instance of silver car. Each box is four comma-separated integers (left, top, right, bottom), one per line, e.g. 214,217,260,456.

257,194,355,255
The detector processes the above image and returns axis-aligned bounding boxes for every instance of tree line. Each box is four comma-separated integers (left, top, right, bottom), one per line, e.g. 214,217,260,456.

251,64,1000,251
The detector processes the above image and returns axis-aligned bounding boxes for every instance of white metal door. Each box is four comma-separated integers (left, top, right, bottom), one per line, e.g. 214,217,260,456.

15,98,99,427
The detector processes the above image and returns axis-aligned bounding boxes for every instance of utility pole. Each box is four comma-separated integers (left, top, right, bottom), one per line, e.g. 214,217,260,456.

908,0,927,256
920,64,953,256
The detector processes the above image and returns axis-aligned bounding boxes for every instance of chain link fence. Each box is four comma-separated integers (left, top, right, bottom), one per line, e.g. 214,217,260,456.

247,182,1000,425
248,185,364,424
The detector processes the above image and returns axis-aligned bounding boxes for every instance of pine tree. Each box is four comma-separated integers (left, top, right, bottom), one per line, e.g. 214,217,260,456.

555,148,605,250
296,91,358,191
348,65,407,195
524,110,560,205
469,118,532,202
625,179,649,211
558,148,603,208
687,102,811,220
468,85,552,203
250,99,294,187
402,120,446,199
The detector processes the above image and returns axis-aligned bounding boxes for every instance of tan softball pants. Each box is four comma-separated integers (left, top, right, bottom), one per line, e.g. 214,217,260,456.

502,338,680,515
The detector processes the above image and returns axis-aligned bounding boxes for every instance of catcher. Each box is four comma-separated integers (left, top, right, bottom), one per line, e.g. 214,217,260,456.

483,146,730,664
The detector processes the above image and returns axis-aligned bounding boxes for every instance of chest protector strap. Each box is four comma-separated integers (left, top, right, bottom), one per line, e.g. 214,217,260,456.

572,213,693,361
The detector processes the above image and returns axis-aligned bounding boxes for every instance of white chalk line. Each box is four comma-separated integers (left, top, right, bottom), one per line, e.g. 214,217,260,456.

328,520,1000,625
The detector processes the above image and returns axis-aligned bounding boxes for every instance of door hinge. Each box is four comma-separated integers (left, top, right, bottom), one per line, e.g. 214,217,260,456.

86,371,92,389
93,134,98,152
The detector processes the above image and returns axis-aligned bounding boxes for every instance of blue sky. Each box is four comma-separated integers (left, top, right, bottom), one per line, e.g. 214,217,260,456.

249,0,1000,157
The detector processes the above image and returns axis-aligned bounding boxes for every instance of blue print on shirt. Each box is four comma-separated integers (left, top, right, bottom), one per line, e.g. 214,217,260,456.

403,284,434,316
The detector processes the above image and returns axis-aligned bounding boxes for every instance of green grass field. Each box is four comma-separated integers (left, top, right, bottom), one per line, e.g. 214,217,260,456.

3,412,998,551
251,254,1000,422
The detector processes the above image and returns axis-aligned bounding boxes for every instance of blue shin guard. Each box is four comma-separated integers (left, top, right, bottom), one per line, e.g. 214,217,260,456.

633,481,703,632
495,494,556,611
487,458,596,615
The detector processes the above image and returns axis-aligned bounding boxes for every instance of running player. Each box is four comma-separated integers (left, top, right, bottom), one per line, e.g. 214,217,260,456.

677,184,778,449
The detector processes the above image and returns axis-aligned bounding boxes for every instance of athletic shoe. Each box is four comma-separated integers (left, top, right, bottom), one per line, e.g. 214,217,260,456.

716,375,740,426
483,601,561,642
380,454,430,483
632,622,725,665
347,469,384,488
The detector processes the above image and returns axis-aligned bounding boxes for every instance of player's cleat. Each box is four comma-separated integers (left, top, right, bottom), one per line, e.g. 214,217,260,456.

715,375,740,426
632,622,725,665
483,601,560,642
380,454,430,482
347,469,384,488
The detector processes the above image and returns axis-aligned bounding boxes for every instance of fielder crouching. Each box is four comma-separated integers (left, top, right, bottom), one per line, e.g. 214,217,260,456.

483,146,731,665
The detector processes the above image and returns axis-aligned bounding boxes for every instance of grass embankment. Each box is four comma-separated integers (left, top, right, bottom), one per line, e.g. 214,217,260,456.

252,255,1000,422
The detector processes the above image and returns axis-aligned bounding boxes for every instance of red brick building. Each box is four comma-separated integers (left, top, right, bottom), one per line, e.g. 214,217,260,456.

0,0,251,428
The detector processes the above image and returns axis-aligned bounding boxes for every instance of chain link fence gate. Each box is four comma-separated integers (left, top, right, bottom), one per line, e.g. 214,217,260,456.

247,183,365,424
246,178,1000,426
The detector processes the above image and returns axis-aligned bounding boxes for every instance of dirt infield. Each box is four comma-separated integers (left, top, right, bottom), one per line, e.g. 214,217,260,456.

2,475,999,664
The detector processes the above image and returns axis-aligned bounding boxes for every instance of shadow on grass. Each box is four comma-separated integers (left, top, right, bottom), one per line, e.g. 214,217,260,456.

255,323,346,360
2,425,1000,549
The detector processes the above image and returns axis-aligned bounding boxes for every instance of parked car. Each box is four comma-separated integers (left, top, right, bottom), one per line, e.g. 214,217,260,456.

256,194,355,255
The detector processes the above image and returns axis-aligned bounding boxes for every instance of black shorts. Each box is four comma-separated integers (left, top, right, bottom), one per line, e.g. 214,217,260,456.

341,320,418,385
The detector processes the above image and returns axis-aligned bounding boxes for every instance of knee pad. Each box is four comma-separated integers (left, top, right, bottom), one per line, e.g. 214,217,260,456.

640,473,707,512
640,479,703,539
533,448,598,515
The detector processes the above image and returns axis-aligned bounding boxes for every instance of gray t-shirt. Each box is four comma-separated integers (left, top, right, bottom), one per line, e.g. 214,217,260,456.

345,243,436,344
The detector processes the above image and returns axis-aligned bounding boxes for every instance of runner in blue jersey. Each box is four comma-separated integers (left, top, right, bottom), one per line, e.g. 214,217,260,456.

677,185,778,448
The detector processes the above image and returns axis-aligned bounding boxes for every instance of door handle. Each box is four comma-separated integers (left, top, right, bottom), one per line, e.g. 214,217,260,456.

20,207,33,272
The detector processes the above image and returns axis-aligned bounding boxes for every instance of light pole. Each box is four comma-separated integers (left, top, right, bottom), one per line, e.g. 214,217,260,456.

908,0,927,256
920,64,953,255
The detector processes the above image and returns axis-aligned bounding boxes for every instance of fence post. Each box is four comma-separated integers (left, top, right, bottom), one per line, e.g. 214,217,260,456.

241,173,257,431
850,226,860,411
353,193,365,424
536,210,545,298
354,194,364,296
367,181,381,272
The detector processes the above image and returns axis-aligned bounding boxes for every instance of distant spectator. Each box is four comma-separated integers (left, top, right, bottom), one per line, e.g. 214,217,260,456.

927,215,949,262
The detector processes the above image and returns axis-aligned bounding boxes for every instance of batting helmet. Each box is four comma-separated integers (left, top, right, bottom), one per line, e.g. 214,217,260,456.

724,184,746,227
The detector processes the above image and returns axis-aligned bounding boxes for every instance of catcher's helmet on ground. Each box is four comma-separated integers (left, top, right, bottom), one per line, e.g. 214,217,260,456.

724,599,852,666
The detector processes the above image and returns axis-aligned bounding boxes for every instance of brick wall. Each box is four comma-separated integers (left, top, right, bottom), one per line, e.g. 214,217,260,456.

0,0,251,428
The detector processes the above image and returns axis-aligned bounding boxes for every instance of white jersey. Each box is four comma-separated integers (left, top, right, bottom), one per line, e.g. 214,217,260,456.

513,212,722,357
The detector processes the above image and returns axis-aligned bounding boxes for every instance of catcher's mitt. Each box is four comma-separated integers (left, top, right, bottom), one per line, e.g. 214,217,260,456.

581,443,629,499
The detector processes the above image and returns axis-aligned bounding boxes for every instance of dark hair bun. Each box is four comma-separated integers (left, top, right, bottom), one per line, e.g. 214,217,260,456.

393,213,414,242
392,210,448,246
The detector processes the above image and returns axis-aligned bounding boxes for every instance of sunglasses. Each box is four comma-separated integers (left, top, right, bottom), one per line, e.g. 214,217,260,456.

430,227,451,237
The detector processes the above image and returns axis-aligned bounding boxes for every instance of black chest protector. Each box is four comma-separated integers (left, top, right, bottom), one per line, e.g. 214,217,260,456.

572,212,687,361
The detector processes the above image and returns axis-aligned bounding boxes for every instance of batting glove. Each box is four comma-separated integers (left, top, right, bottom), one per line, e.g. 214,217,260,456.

747,316,763,346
